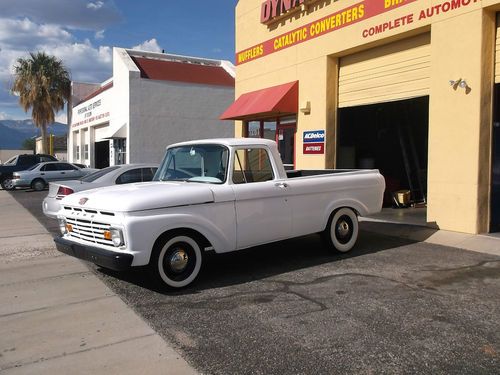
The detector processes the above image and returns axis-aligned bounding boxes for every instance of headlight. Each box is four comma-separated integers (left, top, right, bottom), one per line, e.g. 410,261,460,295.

58,217,67,235
104,228,124,247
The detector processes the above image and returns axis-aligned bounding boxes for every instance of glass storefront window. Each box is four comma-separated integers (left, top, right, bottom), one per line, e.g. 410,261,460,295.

248,121,261,138
263,120,277,141
114,139,127,165
244,116,296,169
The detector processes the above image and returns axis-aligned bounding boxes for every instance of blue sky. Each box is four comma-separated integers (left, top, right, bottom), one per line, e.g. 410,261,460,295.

0,0,237,122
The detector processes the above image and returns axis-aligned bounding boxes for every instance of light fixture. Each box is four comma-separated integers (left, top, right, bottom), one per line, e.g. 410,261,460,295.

449,78,470,91
300,101,311,114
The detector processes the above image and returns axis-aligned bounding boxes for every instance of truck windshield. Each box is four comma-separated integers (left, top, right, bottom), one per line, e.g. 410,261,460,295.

154,144,228,184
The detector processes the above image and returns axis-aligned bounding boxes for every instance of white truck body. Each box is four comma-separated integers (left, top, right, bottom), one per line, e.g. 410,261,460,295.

54,138,385,288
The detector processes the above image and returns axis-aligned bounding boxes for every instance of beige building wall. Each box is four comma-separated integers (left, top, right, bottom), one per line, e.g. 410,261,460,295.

233,0,500,234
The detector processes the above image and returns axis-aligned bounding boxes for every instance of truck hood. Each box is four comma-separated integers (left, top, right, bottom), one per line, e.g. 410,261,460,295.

61,181,215,212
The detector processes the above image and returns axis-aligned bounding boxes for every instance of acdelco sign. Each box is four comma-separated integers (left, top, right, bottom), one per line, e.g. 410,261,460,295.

303,130,325,143
261,0,306,24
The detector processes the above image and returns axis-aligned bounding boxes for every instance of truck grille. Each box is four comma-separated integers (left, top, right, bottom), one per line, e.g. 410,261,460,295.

67,217,113,246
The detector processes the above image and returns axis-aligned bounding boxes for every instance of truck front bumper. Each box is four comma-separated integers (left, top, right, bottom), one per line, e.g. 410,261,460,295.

54,237,133,271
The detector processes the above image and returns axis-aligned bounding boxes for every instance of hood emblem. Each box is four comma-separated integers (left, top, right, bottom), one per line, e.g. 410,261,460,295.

79,198,89,205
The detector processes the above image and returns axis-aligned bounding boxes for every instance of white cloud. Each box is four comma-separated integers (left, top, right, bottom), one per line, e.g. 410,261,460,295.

55,112,67,124
132,38,162,53
41,41,112,82
0,0,122,31
0,18,73,50
95,29,105,39
87,1,104,10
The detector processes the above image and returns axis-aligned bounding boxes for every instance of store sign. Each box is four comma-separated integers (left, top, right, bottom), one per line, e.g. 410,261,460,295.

303,130,325,143
261,0,306,24
238,0,479,65
303,130,325,154
72,95,111,128
303,143,325,154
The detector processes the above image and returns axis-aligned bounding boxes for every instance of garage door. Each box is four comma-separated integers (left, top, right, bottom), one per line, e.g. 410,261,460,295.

338,33,431,108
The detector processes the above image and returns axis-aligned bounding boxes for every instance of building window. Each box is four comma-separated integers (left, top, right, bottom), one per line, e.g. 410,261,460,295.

244,116,296,170
75,145,80,160
114,139,127,165
84,144,89,160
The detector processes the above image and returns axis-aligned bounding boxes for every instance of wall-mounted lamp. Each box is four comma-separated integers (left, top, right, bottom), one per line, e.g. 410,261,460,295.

449,78,470,91
300,101,311,115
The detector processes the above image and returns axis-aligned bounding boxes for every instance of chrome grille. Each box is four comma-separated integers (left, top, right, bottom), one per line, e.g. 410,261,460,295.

66,217,113,246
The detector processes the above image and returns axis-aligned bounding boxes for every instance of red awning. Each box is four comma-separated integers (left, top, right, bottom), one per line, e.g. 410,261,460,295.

220,81,298,120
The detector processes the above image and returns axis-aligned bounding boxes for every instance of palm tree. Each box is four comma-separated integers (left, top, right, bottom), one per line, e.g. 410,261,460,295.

11,52,71,154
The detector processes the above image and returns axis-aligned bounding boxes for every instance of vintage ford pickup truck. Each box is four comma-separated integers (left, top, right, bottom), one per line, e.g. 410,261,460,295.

54,138,385,289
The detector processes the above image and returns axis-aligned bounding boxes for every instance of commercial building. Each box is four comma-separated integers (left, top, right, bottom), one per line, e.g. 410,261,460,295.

70,48,235,169
222,0,500,234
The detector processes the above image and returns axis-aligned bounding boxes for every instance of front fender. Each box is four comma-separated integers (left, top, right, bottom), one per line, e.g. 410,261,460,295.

125,207,236,266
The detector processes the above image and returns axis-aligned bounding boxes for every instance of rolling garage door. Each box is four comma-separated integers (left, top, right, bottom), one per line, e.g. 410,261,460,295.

338,33,431,108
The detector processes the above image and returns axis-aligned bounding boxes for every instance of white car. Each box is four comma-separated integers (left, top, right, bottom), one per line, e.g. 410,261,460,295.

42,164,158,219
11,162,97,191
54,138,385,289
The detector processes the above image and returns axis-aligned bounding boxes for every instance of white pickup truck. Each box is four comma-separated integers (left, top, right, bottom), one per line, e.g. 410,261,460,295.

54,138,385,289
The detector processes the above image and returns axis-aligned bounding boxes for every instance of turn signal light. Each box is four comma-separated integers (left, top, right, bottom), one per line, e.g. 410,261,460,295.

103,231,112,240
66,224,73,232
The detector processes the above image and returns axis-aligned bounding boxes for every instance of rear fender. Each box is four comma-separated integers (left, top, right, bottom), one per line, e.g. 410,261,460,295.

322,199,368,231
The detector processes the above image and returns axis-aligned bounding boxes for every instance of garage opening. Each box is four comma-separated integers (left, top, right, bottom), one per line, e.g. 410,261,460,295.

337,96,429,207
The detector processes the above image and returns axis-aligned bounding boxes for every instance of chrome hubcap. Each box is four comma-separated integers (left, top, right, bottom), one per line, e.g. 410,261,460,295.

336,220,350,238
169,248,189,273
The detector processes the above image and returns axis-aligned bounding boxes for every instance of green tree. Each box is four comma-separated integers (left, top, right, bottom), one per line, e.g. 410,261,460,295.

11,52,71,154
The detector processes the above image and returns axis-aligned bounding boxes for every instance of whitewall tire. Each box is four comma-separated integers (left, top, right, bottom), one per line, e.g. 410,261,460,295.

151,234,202,289
324,208,359,253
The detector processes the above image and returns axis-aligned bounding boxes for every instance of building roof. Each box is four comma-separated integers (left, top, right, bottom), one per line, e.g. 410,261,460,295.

130,57,235,87
75,81,113,106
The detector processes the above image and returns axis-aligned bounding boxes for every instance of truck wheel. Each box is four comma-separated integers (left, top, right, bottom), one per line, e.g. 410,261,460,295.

323,208,359,253
1,178,14,190
31,179,46,191
150,234,202,289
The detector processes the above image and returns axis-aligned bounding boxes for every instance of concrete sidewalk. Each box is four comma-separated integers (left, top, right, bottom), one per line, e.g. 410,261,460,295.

0,191,198,374
360,217,500,257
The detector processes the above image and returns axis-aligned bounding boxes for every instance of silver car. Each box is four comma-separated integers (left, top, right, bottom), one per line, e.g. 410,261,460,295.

42,163,158,218
11,162,97,191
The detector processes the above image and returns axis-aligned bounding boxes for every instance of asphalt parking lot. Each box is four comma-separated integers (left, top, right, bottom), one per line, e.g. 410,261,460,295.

8,188,500,374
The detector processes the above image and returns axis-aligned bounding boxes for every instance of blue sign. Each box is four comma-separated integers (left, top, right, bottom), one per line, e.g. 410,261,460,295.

303,130,325,143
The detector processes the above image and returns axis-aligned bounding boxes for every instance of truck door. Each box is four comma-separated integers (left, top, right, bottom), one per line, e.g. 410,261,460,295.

231,147,292,249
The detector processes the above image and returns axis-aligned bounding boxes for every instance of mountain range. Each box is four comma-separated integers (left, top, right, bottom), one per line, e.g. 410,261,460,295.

0,120,68,150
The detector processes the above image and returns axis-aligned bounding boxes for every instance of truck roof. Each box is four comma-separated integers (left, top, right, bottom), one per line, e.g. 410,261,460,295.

167,138,278,149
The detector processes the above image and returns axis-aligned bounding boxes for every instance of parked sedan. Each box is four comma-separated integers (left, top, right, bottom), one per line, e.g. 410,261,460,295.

11,162,97,191
42,163,158,218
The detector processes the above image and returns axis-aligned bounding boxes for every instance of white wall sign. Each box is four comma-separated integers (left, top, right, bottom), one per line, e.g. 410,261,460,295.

72,93,111,128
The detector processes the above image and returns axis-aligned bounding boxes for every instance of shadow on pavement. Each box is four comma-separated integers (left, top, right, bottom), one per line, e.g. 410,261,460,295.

7,188,419,294
95,231,417,295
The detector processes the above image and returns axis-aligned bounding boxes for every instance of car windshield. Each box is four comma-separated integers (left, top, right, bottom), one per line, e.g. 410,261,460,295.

27,163,41,171
80,166,121,182
4,156,18,165
154,145,228,184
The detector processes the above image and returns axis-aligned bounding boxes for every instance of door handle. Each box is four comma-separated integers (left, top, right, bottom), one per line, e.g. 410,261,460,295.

61,172,65,174
274,182,289,189
41,173,45,176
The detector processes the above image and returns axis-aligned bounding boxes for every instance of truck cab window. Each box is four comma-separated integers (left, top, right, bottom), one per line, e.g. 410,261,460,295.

232,148,274,184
